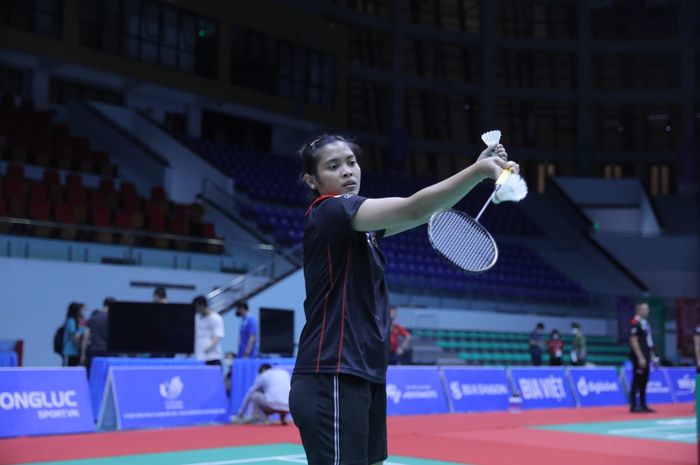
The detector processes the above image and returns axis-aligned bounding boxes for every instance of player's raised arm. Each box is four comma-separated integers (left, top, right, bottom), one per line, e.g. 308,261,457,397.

353,153,516,237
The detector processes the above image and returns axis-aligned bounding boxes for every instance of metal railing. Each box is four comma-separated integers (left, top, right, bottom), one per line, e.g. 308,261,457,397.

0,216,224,248
207,243,303,313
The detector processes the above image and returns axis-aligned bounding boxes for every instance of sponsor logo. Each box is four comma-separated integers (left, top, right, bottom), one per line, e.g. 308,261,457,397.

159,377,184,410
159,377,184,401
386,383,439,404
386,384,402,404
675,374,695,392
517,376,567,401
576,377,620,397
0,390,79,420
449,381,509,401
646,380,671,395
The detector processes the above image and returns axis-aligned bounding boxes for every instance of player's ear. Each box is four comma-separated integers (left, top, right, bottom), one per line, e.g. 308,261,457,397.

303,173,317,191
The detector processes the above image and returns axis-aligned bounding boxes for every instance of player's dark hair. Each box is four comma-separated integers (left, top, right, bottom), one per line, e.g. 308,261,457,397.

298,134,361,195
536,322,545,330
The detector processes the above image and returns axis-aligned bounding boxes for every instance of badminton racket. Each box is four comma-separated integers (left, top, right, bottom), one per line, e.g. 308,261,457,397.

427,131,527,273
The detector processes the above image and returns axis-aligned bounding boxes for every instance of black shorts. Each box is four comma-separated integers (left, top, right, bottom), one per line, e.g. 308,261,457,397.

289,373,387,465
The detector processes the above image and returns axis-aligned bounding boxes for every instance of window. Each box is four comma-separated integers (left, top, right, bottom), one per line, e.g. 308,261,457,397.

79,0,219,79
0,66,24,96
494,99,576,150
332,0,391,17
231,26,336,109
602,164,623,179
348,78,389,132
536,162,556,193
405,89,480,142
495,50,576,89
406,0,480,34
201,110,272,152
592,0,680,40
648,164,671,195
348,24,391,69
495,0,576,39
0,0,63,38
358,144,388,173
592,53,680,90
405,37,480,83
591,104,679,151
49,78,123,105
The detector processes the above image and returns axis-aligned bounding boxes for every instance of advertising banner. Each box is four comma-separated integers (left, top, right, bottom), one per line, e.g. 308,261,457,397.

568,367,626,407
99,366,227,430
665,367,695,403
509,367,575,409
386,366,449,415
442,367,511,413
0,367,94,438
622,368,675,404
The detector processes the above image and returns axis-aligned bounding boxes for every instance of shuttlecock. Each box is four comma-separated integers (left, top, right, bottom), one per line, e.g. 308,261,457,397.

493,172,528,204
481,130,502,147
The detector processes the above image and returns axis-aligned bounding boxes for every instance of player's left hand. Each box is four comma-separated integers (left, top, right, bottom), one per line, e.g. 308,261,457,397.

478,144,508,162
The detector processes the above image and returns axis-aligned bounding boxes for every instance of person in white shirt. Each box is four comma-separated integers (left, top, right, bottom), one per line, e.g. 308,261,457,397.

193,295,224,365
235,363,291,424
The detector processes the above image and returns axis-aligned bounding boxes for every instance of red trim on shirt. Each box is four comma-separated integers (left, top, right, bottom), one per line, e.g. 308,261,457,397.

316,245,333,372
337,243,352,371
305,195,334,218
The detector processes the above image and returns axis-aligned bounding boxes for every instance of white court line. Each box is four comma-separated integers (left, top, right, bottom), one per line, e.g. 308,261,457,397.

275,458,308,464
665,433,696,440
608,424,695,435
181,454,308,465
181,455,413,465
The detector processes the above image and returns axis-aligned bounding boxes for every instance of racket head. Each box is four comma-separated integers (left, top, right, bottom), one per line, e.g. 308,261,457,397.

427,209,498,273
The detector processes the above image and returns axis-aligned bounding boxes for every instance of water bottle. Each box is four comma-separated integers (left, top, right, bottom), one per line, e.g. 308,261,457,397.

508,392,522,414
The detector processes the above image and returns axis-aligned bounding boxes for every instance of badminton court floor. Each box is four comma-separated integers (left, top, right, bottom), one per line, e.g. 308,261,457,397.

10,443,465,465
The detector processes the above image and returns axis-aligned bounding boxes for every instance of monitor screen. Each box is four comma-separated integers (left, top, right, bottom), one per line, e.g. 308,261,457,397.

259,307,294,356
108,302,195,354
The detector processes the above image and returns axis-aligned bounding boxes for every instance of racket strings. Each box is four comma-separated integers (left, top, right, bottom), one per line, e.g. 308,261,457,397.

429,211,497,272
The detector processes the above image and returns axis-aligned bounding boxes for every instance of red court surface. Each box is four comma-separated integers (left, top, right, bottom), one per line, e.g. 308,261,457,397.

0,403,695,465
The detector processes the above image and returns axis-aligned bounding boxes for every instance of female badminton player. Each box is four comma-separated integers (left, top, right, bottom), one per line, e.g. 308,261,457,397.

289,134,516,465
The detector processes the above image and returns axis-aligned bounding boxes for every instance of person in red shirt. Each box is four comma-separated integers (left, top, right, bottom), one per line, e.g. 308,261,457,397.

389,307,412,365
546,329,564,366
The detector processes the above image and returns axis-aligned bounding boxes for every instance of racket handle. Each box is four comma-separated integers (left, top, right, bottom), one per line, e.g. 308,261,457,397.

495,168,512,186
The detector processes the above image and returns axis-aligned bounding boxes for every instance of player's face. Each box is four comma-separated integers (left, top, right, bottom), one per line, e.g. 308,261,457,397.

638,303,650,319
311,141,361,196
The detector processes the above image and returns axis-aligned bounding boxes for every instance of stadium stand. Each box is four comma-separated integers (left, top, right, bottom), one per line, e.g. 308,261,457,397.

412,328,629,366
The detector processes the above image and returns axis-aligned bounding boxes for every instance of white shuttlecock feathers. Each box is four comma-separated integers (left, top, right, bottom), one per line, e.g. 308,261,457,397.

493,172,528,204
481,130,502,147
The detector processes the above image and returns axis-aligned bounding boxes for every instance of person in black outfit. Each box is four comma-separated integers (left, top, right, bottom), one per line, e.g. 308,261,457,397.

288,134,514,465
86,297,115,376
528,322,545,366
629,302,656,413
